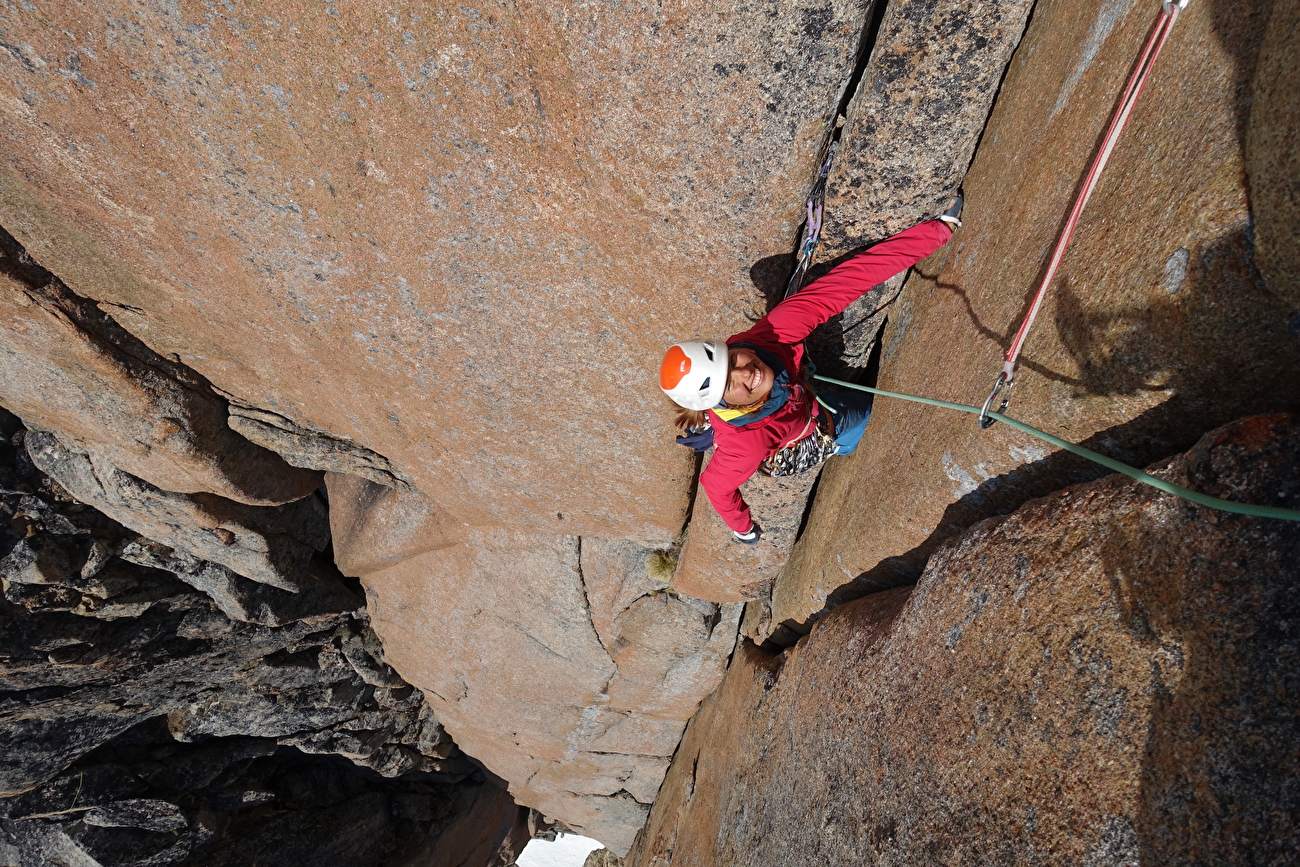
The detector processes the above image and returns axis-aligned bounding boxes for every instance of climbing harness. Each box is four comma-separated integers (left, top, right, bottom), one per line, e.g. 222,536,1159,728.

813,375,1300,523
762,426,839,477
784,141,840,300
979,0,1191,429
739,2,1289,522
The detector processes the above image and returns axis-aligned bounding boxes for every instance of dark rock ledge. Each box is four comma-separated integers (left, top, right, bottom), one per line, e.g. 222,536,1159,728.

0,407,537,866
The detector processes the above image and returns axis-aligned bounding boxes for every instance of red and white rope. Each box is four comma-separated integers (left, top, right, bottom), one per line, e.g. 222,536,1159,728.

999,0,1186,384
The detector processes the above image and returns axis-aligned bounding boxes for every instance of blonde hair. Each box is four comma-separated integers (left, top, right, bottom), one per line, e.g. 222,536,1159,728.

672,405,708,431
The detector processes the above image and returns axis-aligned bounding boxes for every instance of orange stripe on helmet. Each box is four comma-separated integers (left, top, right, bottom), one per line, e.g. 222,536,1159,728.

660,345,692,390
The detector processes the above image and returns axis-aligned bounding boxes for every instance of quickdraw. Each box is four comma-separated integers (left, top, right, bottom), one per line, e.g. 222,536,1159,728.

979,0,1190,428
784,141,840,301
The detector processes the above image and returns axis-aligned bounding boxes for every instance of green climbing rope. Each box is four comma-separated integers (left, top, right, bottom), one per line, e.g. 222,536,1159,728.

812,374,1300,523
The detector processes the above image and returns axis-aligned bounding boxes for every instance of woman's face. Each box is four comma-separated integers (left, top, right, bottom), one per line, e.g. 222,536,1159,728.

724,348,773,408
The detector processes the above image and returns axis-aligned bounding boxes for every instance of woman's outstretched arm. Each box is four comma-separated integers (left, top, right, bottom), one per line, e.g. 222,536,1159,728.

748,219,952,347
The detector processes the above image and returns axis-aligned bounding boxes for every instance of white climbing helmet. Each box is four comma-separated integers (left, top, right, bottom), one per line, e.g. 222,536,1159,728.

660,339,729,410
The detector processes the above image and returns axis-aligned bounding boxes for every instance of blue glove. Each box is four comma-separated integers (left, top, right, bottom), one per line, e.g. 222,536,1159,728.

733,523,762,545
675,426,714,453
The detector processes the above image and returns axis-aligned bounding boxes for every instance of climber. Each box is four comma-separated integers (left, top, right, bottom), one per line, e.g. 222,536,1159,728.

659,198,963,545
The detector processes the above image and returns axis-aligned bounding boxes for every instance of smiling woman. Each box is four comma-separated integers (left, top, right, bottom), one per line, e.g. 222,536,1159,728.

723,347,774,408
660,210,960,545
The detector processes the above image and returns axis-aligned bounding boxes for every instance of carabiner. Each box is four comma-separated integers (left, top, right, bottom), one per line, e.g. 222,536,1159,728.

979,371,1012,429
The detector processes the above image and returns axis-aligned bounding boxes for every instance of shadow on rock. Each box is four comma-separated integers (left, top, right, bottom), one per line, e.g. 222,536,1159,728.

771,221,1300,642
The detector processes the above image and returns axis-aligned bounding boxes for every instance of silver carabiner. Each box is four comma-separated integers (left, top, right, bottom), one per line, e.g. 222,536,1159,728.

979,371,1012,429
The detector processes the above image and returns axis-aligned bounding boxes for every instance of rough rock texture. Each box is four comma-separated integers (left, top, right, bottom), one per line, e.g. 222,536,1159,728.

0,231,322,507
628,415,1300,867
114,538,359,628
26,430,330,593
818,0,1034,257
7,0,1292,859
363,531,742,854
0,501,465,796
671,452,819,604
0,726,526,867
770,0,1300,638
672,0,1034,605
584,849,626,867
1245,0,1300,310
326,471,466,578
0,0,875,542
0,413,533,865
227,399,413,489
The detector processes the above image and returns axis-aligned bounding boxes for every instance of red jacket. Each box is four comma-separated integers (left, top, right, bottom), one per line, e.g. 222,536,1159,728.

701,219,952,532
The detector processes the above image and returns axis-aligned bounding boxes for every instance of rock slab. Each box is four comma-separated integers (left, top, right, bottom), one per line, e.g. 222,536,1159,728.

628,414,1300,867
819,0,1034,256
0,233,321,506
0,0,872,541
364,531,741,854
772,0,1300,638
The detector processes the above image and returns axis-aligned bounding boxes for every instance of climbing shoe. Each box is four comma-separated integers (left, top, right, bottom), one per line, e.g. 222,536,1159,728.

940,191,964,228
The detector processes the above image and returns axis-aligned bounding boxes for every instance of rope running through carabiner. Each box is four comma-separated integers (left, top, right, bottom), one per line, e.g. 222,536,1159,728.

980,0,1189,428
813,375,1300,522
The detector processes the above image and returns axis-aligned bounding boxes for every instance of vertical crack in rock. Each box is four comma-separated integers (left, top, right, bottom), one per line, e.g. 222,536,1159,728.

769,0,1300,641
671,0,1036,612
574,535,619,663
820,0,1038,254
568,536,622,754
834,0,893,131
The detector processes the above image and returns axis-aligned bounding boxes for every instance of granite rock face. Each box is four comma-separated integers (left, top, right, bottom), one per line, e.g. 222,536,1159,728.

0,414,531,865
6,0,1290,859
326,471,466,578
1245,0,1300,310
670,0,1034,604
0,231,322,507
227,401,413,490
818,0,1034,257
0,0,875,542
771,0,1300,639
0,0,900,847
671,453,820,604
584,849,626,867
112,538,359,628
362,531,742,855
25,431,330,593
628,414,1300,867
